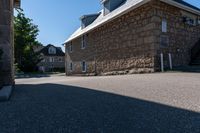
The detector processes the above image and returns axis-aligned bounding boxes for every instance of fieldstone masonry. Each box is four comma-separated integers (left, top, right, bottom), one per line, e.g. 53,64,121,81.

152,0,200,70
0,0,15,87
66,0,200,75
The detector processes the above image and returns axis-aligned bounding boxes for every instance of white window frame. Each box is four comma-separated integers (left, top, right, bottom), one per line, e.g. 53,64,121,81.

162,19,167,33
81,35,86,49
81,61,87,72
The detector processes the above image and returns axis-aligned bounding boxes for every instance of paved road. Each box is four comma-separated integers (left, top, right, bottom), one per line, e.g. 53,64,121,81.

0,73,200,133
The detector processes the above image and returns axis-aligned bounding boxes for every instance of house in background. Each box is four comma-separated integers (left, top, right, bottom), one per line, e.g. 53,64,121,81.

37,44,65,72
64,0,200,75
0,0,21,88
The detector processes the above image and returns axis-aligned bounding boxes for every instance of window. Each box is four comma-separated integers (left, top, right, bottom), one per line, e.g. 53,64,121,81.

162,19,167,33
69,42,73,53
81,61,87,72
69,62,73,71
48,46,56,54
160,35,169,48
58,57,63,62
81,35,86,49
181,11,197,26
188,18,195,25
49,57,54,62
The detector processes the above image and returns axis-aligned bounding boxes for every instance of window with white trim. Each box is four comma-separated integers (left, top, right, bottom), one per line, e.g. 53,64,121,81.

81,61,87,72
81,35,86,49
162,19,167,33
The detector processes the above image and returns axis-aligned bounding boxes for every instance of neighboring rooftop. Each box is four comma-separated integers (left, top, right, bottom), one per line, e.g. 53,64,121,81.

65,0,200,44
39,44,65,56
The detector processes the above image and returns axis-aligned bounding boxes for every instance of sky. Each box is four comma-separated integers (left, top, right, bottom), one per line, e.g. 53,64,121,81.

21,0,200,48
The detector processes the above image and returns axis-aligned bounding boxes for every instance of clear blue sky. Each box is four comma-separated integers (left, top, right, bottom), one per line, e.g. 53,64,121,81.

21,0,200,48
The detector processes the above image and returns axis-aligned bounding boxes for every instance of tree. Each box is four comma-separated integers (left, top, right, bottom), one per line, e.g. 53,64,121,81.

14,9,42,72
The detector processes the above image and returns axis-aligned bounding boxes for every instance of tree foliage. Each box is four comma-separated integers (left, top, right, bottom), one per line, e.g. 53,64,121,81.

14,9,42,72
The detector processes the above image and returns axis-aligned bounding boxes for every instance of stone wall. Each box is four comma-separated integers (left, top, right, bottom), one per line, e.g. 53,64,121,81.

65,0,200,75
66,3,156,75
0,0,14,86
151,0,200,70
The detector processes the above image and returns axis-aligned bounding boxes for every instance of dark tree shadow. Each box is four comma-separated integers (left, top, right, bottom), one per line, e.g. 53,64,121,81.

0,83,199,133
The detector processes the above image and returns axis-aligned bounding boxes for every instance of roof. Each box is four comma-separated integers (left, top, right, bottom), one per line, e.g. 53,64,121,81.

39,44,65,56
80,13,101,20
33,45,45,53
172,0,200,11
65,0,200,44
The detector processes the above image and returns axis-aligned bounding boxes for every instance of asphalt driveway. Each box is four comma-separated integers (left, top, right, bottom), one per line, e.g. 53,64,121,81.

0,73,200,133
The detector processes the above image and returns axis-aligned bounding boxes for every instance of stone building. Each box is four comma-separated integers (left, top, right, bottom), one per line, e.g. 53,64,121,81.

0,0,20,88
64,0,200,75
37,44,65,72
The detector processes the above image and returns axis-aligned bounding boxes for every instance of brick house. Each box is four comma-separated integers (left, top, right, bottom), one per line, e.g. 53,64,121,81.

0,0,20,87
64,0,200,75
37,44,65,72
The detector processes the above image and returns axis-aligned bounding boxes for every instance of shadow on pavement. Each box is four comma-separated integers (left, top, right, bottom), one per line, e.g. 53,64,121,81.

0,83,199,133
172,66,200,73
15,74,51,79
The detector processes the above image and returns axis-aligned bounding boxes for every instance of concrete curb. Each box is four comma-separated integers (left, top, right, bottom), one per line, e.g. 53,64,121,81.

0,86,13,101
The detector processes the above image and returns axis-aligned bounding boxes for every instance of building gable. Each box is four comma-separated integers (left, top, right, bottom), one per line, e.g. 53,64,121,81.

65,0,200,44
